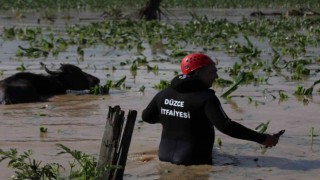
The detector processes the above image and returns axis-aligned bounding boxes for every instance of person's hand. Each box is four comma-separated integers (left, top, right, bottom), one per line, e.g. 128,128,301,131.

261,134,279,148
261,130,285,148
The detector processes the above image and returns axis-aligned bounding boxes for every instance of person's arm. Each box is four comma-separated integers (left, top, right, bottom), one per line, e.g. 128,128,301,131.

142,95,160,124
205,96,267,144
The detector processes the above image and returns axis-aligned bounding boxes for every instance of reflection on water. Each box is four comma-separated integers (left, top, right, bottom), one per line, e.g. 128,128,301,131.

157,163,212,180
0,94,105,120
125,152,214,180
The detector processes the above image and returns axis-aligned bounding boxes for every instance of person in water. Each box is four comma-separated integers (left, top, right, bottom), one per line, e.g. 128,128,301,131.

142,53,282,165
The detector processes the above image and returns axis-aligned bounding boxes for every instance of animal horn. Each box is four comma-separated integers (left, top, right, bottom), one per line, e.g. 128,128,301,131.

43,64,62,75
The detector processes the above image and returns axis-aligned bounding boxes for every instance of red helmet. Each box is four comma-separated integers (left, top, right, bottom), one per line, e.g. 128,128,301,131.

180,53,214,74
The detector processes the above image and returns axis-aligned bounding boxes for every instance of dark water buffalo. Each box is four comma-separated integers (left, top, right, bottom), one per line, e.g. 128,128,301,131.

0,63,100,104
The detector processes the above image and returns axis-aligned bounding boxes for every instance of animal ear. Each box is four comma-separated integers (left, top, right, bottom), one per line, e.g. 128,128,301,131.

60,63,67,70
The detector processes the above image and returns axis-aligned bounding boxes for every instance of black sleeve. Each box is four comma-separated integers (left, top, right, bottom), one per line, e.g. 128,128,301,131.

204,96,267,144
142,95,160,124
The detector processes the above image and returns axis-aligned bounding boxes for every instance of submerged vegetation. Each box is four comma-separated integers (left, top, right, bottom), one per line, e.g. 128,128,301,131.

2,10,320,101
0,144,113,179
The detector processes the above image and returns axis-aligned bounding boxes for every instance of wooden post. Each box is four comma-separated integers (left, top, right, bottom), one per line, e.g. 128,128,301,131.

113,110,137,180
96,106,137,180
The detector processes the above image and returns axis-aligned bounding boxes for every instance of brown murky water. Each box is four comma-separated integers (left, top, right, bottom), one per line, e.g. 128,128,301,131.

1,8,320,179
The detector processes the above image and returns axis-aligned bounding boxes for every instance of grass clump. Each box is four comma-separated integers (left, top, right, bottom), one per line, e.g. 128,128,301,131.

0,144,116,179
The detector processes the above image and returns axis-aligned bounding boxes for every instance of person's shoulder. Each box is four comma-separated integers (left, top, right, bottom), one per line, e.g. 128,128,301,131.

193,89,216,100
204,88,216,95
203,90,221,104
207,88,216,93
154,86,174,97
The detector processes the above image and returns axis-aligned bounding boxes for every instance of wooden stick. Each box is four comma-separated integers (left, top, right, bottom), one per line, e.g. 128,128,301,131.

96,106,137,180
96,106,124,179
113,110,137,180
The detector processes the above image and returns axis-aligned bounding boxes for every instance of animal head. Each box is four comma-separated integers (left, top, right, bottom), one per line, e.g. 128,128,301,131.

43,63,100,90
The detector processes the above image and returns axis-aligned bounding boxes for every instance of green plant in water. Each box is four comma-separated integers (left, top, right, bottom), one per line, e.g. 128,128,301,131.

55,37,68,51
136,41,145,55
214,78,233,88
294,85,306,96
290,64,310,80
216,137,222,149
112,76,126,88
39,126,48,138
154,80,170,90
133,56,148,65
35,112,47,117
278,91,289,101
90,80,112,95
147,65,159,75
226,36,261,60
0,149,61,179
39,38,54,52
130,63,138,72
57,144,107,179
17,45,49,58
39,126,48,133
294,63,310,76
16,64,26,71
77,46,84,61
228,62,242,76
293,80,320,96
2,27,16,40
130,63,138,77
169,49,188,58
304,79,320,95
0,144,118,179
255,120,270,133
139,85,145,95
220,72,254,98
255,120,270,154
310,127,314,149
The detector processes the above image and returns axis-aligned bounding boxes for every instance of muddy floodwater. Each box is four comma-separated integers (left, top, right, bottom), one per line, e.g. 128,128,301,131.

1,8,320,179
